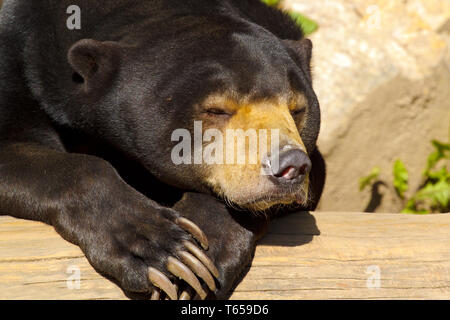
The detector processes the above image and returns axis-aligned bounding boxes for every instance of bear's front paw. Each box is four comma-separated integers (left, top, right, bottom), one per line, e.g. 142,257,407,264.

60,203,219,300
145,215,220,300
173,193,264,299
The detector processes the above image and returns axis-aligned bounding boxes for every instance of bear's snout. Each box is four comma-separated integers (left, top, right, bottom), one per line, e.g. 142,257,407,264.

269,148,311,183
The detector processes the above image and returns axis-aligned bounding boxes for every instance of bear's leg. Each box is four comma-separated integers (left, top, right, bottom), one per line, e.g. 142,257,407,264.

0,139,223,300
0,142,220,299
0,46,217,300
173,193,269,299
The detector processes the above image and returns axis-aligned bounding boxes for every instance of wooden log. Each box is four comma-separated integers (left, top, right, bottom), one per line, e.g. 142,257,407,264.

0,212,448,299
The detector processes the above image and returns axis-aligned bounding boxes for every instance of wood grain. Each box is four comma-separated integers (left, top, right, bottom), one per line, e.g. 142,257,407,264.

0,212,449,299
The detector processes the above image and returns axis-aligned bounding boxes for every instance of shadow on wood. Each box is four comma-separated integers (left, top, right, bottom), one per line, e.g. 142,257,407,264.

262,211,320,247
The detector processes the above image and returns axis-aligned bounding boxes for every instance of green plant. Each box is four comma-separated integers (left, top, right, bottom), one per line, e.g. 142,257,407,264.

359,167,380,191
393,159,408,198
260,0,319,35
360,140,450,214
288,11,319,35
402,140,450,214
261,0,282,6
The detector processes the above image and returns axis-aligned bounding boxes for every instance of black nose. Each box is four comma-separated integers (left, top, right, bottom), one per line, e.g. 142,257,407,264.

270,148,311,182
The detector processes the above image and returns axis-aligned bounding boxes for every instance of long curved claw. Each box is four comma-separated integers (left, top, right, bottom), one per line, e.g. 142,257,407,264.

178,251,216,291
193,284,209,300
167,256,207,299
176,217,209,250
150,289,161,300
179,289,193,300
183,241,219,279
148,267,178,300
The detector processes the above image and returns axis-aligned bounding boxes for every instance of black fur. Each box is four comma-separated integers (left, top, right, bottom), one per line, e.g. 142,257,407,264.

0,0,324,299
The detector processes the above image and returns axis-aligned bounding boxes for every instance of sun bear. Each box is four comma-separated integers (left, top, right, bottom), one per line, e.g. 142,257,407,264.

0,0,325,299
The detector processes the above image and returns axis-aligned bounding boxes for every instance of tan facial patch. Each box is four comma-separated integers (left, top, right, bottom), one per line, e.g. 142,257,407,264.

200,92,310,210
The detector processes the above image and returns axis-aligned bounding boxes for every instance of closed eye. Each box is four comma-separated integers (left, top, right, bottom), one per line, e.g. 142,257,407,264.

291,107,306,116
204,108,233,117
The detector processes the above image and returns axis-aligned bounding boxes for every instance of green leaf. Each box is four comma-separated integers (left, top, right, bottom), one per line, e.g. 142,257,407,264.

401,208,430,214
424,140,450,175
260,0,319,35
401,199,430,214
260,0,282,6
359,167,381,191
288,12,319,35
433,179,450,208
432,140,450,152
424,151,441,175
414,179,450,208
393,159,409,198
427,167,449,181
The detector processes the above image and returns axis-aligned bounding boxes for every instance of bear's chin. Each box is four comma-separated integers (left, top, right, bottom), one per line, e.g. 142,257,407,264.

244,200,295,212
227,192,308,212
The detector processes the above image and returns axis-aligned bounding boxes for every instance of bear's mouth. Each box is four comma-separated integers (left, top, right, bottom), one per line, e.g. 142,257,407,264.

208,171,310,212
229,188,308,212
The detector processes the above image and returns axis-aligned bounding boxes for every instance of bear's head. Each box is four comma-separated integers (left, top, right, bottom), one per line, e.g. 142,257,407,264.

66,14,320,212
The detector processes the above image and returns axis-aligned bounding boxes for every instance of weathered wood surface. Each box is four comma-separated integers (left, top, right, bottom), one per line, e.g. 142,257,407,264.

0,212,448,299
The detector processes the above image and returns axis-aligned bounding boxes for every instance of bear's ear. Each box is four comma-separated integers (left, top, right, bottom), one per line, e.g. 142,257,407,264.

68,39,121,91
284,38,313,82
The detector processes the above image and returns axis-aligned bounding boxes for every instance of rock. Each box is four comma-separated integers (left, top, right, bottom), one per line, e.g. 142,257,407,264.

282,0,450,212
